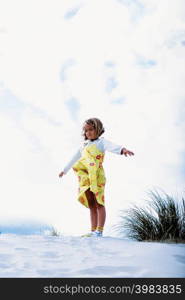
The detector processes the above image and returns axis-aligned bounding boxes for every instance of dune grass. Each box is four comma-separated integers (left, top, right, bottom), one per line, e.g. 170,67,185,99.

116,189,185,243
50,226,61,237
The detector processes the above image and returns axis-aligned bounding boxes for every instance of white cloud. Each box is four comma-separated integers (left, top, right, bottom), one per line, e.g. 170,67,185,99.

0,0,185,235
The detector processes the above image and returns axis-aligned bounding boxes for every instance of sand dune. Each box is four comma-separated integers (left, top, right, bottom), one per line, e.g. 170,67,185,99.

0,234,184,277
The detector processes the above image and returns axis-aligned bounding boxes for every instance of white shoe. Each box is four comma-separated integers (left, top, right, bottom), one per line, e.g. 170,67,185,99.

93,230,103,237
81,231,103,237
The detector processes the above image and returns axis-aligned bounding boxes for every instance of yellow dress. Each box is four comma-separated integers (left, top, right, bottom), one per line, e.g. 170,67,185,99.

72,144,106,208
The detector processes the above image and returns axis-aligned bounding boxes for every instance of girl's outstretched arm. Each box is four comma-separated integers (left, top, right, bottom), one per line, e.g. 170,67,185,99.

102,138,134,157
102,138,133,155
59,148,81,177
59,171,65,178
102,138,124,154
121,148,134,156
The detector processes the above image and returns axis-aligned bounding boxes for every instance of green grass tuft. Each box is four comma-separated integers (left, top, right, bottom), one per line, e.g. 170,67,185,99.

115,188,185,243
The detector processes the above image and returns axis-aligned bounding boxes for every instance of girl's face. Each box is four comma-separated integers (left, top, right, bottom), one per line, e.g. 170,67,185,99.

84,123,97,140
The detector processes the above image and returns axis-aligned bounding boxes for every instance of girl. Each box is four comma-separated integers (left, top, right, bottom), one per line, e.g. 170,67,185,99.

59,118,134,237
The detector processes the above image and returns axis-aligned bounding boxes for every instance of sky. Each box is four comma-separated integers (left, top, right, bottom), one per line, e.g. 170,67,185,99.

0,0,185,235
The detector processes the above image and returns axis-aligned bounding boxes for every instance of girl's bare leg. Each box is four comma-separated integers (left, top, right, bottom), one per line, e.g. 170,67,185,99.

85,189,97,231
96,203,106,228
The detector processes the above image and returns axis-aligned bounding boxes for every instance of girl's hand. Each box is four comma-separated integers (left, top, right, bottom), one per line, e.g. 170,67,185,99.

59,171,65,178
121,148,134,157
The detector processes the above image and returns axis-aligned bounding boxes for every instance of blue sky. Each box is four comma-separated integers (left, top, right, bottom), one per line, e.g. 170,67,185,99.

0,219,52,235
64,5,82,20
0,0,185,235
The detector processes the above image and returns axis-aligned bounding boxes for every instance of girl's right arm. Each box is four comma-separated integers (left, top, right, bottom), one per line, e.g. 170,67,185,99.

59,148,81,177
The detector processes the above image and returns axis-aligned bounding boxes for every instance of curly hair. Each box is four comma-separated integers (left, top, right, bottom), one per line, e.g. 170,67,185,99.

82,118,105,140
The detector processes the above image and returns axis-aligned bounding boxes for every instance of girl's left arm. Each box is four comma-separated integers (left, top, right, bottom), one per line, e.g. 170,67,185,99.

121,148,134,156
103,138,134,156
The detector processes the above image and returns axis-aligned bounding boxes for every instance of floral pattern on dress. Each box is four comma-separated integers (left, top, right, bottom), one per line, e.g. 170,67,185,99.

72,144,106,208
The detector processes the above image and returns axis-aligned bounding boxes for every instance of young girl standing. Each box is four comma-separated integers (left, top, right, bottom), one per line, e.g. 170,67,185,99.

59,118,134,237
